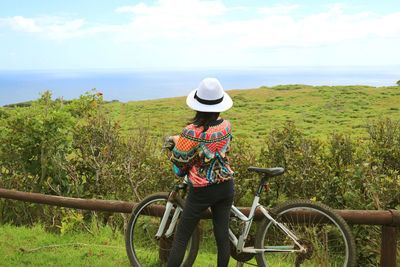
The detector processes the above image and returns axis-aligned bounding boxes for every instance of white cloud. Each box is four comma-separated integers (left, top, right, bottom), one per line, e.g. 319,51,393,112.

110,2,400,49
1,1,400,50
115,4,148,14
232,6,400,48
116,0,227,17
110,0,228,43
258,5,299,15
0,15,86,40
231,6,248,11
0,16,41,33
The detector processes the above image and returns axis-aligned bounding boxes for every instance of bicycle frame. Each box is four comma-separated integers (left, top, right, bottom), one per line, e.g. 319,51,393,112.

229,195,305,254
140,142,355,266
154,172,306,255
155,190,183,239
155,191,305,254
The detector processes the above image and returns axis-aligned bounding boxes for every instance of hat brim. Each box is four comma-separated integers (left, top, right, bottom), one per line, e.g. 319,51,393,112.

186,89,233,112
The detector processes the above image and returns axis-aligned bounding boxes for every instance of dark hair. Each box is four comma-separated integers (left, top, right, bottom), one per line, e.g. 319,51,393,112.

191,111,220,132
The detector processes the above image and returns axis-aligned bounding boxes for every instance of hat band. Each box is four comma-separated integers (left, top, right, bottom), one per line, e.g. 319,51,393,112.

194,91,224,105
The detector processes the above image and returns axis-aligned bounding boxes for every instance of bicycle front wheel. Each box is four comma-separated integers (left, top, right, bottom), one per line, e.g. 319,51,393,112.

125,192,200,267
255,199,356,267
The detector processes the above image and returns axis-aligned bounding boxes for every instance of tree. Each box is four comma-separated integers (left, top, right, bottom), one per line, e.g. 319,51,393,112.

397,80,400,86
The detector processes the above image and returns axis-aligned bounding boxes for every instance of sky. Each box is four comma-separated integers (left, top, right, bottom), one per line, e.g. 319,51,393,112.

0,0,400,70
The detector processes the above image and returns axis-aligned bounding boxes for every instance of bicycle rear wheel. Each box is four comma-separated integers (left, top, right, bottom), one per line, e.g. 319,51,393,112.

255,199,356,267
125,192,200,267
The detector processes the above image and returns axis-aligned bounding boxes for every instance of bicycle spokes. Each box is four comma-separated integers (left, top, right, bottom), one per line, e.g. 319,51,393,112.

255,200,355,267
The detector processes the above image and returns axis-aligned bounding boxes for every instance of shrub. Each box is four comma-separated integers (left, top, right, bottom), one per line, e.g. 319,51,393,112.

229,137,257,206
259,122,326,202
0,91,75,194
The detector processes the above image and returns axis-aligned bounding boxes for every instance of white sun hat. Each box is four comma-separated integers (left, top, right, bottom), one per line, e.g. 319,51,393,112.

186,78,233,112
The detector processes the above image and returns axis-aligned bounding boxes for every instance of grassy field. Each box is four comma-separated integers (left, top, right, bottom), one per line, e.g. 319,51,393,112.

103,84,400,144
0,223,260,266
2,84,400,266
1,222,357,266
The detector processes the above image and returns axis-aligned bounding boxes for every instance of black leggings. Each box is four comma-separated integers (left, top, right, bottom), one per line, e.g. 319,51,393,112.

167,179,235,267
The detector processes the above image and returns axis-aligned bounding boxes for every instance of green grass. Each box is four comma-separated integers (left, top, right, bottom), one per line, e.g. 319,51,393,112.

0,223,257,266
1,219,338,266
103,85,400,144
0,223,128,266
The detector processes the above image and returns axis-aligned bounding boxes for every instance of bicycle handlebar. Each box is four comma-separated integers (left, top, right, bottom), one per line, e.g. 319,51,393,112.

163,136,175,151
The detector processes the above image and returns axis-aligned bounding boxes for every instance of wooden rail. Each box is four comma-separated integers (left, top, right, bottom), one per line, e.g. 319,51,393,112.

1,188,399,266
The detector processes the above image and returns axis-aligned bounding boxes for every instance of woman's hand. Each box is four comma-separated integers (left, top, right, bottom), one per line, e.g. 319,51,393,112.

169,135,180,144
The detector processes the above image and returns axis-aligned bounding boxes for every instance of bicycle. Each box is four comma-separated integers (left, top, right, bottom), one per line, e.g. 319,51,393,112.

125,140,356,267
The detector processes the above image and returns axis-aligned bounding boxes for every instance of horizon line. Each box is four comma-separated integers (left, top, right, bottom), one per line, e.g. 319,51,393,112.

1,64,400,72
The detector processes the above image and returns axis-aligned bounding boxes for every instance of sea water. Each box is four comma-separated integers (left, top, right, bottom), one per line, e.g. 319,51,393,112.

0,66,399,106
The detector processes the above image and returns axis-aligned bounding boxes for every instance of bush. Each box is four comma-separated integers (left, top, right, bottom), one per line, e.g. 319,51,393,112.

259,122,327,203
0,90,176,228
229,137,257,206
0,91,75,194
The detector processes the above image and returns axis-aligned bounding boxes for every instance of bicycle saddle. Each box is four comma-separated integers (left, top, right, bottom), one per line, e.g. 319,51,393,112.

248,167,284,177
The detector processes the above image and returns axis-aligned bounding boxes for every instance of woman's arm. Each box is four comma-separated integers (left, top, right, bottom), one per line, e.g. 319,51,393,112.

170,132,199,177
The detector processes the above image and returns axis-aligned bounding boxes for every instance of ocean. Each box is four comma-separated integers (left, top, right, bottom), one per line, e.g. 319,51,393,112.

0,66,399,106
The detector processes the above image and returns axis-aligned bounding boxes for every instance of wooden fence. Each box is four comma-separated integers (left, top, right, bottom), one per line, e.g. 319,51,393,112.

0,188,399,266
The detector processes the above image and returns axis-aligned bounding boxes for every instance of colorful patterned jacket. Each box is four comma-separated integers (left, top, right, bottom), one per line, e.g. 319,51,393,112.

171,119,234,187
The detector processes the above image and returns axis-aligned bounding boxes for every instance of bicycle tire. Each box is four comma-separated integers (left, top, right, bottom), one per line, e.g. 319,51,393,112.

255,199,356,267
125,192,200,267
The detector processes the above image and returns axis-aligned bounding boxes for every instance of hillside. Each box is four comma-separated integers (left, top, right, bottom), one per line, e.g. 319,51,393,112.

104,84,400,142
1,85,399,266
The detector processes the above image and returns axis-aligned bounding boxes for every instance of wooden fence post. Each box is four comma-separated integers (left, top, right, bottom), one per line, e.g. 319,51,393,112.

380,225,397,267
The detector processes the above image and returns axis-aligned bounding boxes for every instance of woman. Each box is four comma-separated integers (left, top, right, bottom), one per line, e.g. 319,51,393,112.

167,78,235,267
